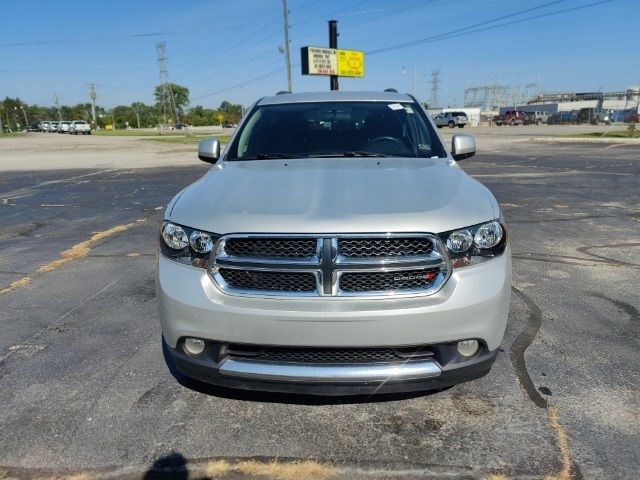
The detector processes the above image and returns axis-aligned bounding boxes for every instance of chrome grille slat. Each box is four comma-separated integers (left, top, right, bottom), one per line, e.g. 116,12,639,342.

339,238,433,258
209,233,451,298
225,238,317,259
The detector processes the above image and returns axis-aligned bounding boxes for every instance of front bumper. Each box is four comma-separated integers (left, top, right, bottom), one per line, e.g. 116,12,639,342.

157,248,510,392
165,338,499,395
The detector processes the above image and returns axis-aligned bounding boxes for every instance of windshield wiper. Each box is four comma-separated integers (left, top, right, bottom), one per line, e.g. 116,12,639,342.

252,153,303,159
342,151,391,157
306,151,392,158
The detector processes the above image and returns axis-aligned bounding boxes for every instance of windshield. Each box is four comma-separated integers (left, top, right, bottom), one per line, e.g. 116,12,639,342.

227,101,447,160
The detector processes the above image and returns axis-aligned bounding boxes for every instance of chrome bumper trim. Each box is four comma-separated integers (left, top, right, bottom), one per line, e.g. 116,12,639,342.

218,358,442,383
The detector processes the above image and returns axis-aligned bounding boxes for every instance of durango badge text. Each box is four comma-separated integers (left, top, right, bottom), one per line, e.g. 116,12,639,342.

156,90,511,395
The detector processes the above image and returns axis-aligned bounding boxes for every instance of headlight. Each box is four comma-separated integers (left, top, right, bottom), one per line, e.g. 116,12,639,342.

162,222,188,249
473,221,503,249
441,220,506,268
446,229,473,253
160,221,219,268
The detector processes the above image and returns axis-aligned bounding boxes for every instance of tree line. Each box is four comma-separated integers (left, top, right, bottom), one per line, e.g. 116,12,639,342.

1,83,243,130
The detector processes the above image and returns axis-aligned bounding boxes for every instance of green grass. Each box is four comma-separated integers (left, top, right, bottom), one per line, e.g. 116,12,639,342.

0,132,25,137
145,135,231,144
94,129,223,137
562,130,639,139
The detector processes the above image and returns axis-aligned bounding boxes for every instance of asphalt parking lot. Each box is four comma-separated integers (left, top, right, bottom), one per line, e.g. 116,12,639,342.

0,130,638,479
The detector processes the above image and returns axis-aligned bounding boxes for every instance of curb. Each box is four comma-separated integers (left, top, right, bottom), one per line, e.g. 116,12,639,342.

531,136,640,144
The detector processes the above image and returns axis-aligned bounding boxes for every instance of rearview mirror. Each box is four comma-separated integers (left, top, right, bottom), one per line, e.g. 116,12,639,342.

198,138,220,164
451,135,476,161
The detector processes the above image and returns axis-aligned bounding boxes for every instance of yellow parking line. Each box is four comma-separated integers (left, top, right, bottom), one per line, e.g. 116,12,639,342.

0,220,145,296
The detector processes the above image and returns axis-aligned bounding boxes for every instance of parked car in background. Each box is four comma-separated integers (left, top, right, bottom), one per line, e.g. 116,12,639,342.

524,111,551,125
69,120,92,135
609,109,635,123
578,108,612,125
625,112,639,123
58,121,72,133
432,111,468,128
41,121,51,132
49,121,60,132
171,123,185,130
547,111,579,125
27,124,40,132
495,111,525,126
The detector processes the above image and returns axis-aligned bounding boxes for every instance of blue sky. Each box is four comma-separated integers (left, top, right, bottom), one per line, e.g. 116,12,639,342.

1,0,637,109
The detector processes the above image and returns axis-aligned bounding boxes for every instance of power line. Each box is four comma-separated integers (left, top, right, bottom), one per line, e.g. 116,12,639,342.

190,66,287,101
367,0,611,55
0,26,244,48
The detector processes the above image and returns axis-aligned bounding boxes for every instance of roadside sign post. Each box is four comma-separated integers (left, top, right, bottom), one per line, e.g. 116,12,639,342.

300,21,364,90
328,20,338,91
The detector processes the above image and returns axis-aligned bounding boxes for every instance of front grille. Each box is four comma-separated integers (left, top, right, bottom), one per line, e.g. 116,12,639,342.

340,268,439,293
225,238,317,258
212,234,449,297
339,238,433,258
226,345,435,364
218,268,316,292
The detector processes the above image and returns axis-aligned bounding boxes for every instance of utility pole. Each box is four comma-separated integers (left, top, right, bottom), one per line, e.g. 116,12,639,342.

430,69,441,109
281,0,292,92
403,66,417,97
87,83,97,126
156,41,180,126
328,20,338,91
135,110,141,129
53,93,62,121
21,105,29,127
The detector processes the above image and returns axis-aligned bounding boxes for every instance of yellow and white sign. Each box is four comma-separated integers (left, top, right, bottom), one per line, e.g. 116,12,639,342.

305,47,338,76
337,49,364,77
301,47,365,77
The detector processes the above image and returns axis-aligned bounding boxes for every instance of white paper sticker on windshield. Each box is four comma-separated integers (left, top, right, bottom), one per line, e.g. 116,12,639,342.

388,103,404,110
405,107,414,114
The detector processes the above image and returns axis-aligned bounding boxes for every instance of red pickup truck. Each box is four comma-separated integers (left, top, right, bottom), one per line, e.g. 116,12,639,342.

495,111,525,126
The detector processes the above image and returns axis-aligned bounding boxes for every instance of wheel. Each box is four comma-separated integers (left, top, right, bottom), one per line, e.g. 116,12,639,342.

448,121,455,128
509,120,515,126
536,119,542,125
436,125,442,129
458,124,464,128
88,131,91,135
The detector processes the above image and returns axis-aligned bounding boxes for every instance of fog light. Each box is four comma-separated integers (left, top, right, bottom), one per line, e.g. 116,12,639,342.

457,339,479,357
183,337,205,355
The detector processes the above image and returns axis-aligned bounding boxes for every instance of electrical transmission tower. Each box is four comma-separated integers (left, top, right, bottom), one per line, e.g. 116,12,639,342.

430,69,441,108
156,42,180,125
87,83,97,126
53,93,62,121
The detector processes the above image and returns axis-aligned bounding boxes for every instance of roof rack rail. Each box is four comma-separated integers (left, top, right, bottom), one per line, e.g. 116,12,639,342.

384,88,398,93
276,90,291,95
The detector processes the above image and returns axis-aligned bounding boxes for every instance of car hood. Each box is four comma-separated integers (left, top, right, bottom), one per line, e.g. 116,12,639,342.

168,157,497,234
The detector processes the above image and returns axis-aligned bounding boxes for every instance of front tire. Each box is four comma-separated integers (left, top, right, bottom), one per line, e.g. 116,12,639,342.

448,121,455,128
458,124,465,128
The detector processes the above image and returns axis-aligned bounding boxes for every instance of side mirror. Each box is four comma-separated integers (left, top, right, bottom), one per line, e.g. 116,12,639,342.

451,134,476,161
198,138,220,164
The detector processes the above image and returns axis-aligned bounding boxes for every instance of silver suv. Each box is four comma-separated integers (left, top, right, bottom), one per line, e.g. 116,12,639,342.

157,91,510,395
432,111,468,128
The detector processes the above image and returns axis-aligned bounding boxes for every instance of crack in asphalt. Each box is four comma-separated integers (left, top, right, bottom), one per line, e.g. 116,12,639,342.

576,242,640,267
588,292,639,337
509,286,547,409
510,287,584,480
